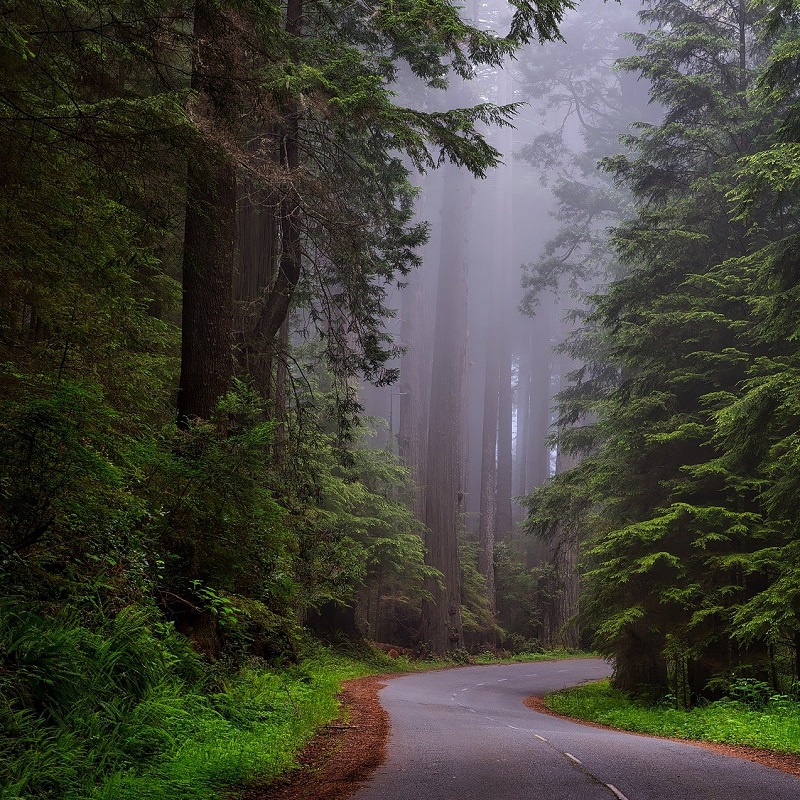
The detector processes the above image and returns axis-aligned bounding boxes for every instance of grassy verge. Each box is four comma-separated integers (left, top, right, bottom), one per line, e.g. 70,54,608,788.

89,649,390,800
472,648,593,665
0,602,591,800
545,680,800,754
1,635,399,800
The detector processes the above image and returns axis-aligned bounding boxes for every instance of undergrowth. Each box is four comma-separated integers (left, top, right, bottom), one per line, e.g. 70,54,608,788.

472,648,592,665
0,601,586,800
546,680,800,754
0,604,388,800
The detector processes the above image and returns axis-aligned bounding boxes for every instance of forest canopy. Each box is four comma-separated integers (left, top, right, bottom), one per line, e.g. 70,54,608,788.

5,0,800,794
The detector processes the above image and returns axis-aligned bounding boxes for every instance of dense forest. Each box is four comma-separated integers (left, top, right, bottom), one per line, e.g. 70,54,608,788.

4,0,800,793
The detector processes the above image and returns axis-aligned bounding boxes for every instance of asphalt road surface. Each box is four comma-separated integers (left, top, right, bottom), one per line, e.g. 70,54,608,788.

352,659,800,800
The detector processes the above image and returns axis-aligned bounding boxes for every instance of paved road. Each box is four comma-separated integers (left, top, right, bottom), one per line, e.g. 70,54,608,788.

353,659,800,800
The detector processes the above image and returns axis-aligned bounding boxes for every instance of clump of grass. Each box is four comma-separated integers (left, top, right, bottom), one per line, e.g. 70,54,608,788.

90,651,376,800
545,680,800,754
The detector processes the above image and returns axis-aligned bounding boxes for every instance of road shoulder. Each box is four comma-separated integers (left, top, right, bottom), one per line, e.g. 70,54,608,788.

525,694,800,780
236,674,392,800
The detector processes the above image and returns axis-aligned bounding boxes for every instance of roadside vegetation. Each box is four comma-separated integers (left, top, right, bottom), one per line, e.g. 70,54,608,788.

472,648,589,665
546,680,800,754
0,611,378,800
0,601,580,800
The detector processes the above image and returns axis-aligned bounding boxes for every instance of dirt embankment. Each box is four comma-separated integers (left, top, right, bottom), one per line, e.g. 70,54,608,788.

237,675,392,800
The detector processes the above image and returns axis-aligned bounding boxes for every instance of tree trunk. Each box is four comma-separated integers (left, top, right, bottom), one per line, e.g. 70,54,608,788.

494,67,514,544
543,320,581,648
398,177,431,522
249,0,302,347
420,161,471,656
478,329,499,614
495,323,513,543
234,146,277,399
177,0,236,424
399,257,430,522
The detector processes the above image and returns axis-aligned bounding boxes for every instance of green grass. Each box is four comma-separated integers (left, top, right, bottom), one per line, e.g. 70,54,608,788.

88,651,385,800
546,680,800,754
471,648,594,665
1,641,402,800
0,602,588,800
0,605,400,800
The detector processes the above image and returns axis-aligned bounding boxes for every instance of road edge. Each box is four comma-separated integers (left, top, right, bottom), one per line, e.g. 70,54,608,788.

236,674,395,800
524,694,800,780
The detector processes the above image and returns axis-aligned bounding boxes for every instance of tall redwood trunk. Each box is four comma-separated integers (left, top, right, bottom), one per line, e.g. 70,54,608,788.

177,0,235,424
420,161,470,655
398,252,430,522
234,146,277,399
478,325,499,614
494,64,514,544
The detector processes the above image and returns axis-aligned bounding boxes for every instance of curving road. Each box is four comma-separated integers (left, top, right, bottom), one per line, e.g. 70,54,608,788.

353,659,800,800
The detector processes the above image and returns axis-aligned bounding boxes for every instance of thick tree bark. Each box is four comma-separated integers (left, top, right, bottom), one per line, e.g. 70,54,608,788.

494,74,514,543
478,330,499,614
420,161,470,656
234,150,277,399
177,0,236,424
398,257,430,522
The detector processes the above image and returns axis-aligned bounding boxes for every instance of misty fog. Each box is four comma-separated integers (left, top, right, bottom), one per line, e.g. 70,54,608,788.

358,0,651,648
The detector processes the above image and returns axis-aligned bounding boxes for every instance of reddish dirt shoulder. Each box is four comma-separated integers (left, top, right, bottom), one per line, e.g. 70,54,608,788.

237,674,395,800
525,694,800,779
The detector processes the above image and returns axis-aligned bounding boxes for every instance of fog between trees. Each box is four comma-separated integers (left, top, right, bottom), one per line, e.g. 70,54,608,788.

360,0,650,654
4,0,800,735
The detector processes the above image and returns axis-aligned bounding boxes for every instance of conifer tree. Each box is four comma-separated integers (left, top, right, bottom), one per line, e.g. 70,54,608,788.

703,0,800,674
527,0,787,697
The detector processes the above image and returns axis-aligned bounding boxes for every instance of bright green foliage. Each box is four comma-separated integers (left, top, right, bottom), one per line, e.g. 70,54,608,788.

696,0,800,669
289,425,437,617
459,538,505,650
137,391,289,601
524,0,800,700
0,605,393,800
547,679,800,753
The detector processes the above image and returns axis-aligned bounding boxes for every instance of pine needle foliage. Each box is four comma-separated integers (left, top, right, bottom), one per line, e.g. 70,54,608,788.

524,0,800,701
